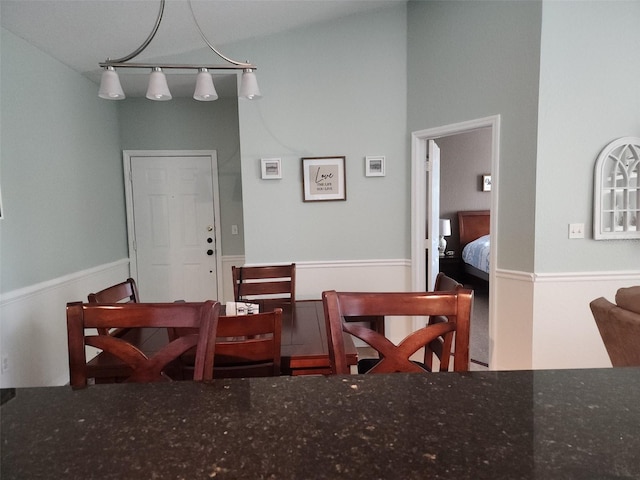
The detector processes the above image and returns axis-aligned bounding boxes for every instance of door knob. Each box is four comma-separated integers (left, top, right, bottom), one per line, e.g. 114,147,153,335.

207,249,214,256
207,237,213,243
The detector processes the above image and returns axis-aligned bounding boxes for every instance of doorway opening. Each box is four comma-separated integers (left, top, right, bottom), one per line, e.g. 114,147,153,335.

411,115,500,368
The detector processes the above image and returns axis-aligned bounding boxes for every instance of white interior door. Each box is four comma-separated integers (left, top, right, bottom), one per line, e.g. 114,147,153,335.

426,140,441,290
124,151,222,302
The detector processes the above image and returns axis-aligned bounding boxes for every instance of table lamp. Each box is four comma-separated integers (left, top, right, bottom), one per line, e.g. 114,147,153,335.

438,219,451,256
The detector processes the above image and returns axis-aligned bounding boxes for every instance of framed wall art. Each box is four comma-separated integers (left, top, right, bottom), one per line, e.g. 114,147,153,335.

301,156,346,202
482,174,492,192
261,158,282,179
365,156,385,177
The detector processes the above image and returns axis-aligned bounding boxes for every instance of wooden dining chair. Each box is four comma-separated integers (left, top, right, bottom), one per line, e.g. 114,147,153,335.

350,273,464,354
214,309,283,378
322,289,473,374
67,301,220,388
88,278,140,335
169,309,283,379
424,272,464,371
232,264,296,305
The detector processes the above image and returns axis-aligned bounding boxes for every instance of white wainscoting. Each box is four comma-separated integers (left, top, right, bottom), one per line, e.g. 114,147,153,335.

492,268,640,371
531,270,640,370
0,259,131,388
492,269,535,370
220,255,246,303
225,259,412,301
225,258,412,346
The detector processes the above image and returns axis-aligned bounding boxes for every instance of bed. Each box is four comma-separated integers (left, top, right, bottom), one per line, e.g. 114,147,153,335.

458,210,490,283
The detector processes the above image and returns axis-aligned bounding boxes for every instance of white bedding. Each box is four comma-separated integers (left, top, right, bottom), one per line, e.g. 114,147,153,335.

461,234,490,274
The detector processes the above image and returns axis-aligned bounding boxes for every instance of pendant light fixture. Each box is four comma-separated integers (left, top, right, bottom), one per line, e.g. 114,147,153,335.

193,68,218,101
146,67,172,101
98,0,260,102
98,66,125,100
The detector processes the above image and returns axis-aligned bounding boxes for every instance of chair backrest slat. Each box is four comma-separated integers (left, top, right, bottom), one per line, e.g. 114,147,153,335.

213,309,282,379
169,309,283,379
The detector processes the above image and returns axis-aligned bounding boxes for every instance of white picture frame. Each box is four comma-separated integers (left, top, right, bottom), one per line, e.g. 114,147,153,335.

482,174,492,192
301,156,346,202
261,158,282,179
365,156,385,177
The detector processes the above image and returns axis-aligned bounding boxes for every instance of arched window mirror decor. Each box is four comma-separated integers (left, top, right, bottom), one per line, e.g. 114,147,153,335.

593,137,640,240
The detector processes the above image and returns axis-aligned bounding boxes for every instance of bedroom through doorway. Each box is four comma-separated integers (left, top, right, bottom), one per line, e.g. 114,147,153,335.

410,115,500,369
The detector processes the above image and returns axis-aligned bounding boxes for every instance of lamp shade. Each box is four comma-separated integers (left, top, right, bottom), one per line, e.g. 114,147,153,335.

439,219,452,237
98,66,125,100
239,68,262,99
146,67,172,101
193,68,218,101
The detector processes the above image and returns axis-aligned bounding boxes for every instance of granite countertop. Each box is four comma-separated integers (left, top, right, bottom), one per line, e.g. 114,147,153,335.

2,368,640,479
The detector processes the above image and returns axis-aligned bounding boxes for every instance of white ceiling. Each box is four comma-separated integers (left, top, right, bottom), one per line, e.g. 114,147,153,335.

1,0,404,98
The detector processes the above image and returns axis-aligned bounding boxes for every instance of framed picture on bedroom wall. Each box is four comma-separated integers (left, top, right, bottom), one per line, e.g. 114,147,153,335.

481,174,492,192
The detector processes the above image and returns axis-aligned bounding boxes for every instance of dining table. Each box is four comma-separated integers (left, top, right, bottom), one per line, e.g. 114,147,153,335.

2,367,640,479
85,299,358,379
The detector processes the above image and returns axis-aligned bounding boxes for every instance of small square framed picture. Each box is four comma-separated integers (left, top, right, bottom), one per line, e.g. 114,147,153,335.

365,156,385,177
261,158,282,179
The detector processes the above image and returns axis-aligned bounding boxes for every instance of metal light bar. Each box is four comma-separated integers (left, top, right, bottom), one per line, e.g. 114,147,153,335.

98,0,260,101
99,62,256,71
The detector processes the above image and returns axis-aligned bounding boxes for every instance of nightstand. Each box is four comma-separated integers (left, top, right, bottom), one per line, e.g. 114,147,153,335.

439,255,464,282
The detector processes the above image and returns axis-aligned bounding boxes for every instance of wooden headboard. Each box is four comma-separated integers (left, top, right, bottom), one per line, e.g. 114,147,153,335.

458,210,490,250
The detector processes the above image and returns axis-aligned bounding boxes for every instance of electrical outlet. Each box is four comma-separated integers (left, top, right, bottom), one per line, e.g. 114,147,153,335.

231,225,238,235
569,223,585,239
1,355,8,374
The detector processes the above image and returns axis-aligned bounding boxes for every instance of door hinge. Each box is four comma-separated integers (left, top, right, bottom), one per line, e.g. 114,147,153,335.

425,159,431,171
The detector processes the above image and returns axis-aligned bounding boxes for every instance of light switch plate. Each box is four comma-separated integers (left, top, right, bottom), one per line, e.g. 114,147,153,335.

569,223,585,239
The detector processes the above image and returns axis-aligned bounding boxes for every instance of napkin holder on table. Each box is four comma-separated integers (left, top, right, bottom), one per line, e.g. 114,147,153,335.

225,301,260,316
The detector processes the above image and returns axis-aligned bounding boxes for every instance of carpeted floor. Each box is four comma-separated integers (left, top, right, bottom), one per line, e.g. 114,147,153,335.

469,287,489,370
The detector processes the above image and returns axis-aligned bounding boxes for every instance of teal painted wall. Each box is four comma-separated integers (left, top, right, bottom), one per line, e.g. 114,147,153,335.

2,0,637,296
407,0,543,273
234,5,409,263
117,97,245,256
0,28,126,292
535,1,640,272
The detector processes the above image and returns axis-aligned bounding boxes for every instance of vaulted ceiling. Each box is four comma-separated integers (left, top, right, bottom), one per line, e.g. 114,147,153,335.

2,0,404,97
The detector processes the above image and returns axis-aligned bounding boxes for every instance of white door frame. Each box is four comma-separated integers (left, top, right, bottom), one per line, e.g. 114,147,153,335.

123,150,224,301
411,115,501,358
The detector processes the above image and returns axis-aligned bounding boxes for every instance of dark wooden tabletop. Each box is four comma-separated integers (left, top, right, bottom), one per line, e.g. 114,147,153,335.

3,368,640,479
86,300,357,378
